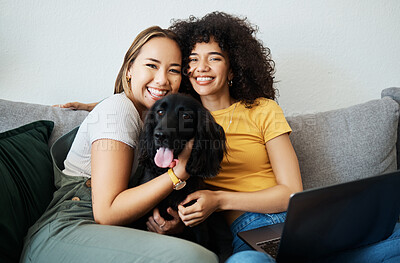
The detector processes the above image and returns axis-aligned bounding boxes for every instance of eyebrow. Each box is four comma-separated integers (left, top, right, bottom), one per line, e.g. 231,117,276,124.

145,58,181,67
190,52,225,57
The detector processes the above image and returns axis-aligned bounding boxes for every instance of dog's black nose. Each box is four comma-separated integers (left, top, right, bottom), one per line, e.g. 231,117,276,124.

154,131,166,141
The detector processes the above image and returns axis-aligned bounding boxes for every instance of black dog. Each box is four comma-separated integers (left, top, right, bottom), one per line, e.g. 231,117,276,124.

138,94,226,220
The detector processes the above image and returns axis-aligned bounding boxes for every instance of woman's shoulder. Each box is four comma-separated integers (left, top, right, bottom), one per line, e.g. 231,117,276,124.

255,97,280,107
238,98,287,125
81,92,142,145
88,93,141,127
241,98,282,113
94,93,137,113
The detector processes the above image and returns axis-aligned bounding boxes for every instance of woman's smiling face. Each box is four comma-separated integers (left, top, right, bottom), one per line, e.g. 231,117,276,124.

187,38,233,97
126,37,182,113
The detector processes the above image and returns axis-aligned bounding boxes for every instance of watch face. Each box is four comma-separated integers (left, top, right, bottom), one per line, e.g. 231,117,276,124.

174,181,186,190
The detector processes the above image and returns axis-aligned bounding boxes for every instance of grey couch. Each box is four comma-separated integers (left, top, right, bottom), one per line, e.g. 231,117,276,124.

1,87,399,262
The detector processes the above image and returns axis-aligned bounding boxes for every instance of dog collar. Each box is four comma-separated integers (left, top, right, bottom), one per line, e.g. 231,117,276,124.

168,168,186,190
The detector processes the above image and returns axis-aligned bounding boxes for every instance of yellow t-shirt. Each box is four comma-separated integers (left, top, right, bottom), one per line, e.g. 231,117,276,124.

205,98,292,192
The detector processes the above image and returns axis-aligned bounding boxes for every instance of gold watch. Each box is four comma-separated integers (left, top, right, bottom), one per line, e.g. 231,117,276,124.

168,168,186,190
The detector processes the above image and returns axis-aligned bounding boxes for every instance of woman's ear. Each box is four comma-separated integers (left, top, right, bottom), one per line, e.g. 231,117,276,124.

126,61,135,81
126,68,133,82
228,69,234,81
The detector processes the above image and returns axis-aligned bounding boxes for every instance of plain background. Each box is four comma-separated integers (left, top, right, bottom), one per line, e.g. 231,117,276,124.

1,0,399,116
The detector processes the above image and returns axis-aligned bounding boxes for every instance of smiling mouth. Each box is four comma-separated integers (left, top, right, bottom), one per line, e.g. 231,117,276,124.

196,77,214,81
194,76,215,85
147,87,169,99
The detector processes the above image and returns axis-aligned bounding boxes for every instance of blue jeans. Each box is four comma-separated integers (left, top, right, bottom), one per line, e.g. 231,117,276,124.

227,212,286,262
227,212,400,263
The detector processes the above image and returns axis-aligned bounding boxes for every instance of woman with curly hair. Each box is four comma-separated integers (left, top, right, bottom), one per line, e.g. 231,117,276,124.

164,12,303,259
166,12,400,263
171,12,277,106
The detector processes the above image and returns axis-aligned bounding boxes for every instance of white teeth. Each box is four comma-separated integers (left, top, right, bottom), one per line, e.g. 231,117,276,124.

148,88,168,97
197,77,213,81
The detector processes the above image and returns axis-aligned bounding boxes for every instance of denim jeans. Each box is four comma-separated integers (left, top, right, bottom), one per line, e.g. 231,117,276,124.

230,212,286,254
226,212,286,263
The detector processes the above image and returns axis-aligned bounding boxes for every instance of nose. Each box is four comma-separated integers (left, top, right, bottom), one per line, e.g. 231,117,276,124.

154,131,166,141
155,70,168,86
196,59,210,72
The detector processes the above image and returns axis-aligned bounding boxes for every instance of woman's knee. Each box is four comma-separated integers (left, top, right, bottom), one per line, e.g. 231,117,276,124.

23,223,218,263
226,250,275,263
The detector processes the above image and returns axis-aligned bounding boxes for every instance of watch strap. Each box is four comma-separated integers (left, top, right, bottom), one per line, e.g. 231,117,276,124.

168,168,180,185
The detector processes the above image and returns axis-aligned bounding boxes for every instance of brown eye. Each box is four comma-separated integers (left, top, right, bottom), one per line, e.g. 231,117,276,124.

182,113,192,120
157,110,164,116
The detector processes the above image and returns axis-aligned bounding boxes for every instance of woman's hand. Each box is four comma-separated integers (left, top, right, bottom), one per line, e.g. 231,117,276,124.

173,139,194,181
52,102,98,111
178,190,219,227
146,207,185,235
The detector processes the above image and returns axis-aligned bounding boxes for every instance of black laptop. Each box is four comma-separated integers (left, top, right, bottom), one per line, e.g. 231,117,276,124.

238,170,400,262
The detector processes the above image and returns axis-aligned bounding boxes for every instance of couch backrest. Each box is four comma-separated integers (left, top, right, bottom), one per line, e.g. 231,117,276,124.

2,88,400,191
287,88,400,190
0,99,88,146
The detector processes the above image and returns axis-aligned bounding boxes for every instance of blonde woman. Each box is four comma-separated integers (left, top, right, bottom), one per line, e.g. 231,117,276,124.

20,26,217,263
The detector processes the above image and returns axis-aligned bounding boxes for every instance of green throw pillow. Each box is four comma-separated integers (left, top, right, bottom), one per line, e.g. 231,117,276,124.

0,120,55,263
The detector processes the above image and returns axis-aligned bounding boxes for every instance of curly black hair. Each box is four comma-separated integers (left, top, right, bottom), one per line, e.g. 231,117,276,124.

169,12,276,106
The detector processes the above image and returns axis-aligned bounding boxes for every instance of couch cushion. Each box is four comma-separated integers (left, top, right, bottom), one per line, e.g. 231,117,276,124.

0,121,55,263
287,97,399,190
0,99,88,146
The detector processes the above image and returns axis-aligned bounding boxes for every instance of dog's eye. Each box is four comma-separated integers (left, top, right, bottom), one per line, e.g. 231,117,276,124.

157,110,165,116
182,113,192,120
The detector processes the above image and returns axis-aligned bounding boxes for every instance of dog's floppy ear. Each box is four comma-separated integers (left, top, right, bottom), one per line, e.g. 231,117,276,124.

138,110,157,166
186,108,226,178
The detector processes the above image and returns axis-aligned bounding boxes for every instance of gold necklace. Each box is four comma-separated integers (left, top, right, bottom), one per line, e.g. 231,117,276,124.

226,102,238,131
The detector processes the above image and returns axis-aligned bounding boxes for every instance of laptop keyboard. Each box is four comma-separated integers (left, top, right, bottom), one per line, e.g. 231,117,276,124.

256,238,281,259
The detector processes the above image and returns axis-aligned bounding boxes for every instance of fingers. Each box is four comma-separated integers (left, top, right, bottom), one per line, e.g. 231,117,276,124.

178,206,204,227
51,102,78,110
166,207,180,220
146,216,160,233
178,199,204,227
151,208,167,231
146,210,167,234
146,208,184,234
180,191,200,208
175,139,195,180
177,190,216,227
178,139,194,160
52,102,95,111
52,103,69,108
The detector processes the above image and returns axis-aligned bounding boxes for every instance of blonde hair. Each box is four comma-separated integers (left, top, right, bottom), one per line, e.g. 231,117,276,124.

114,26,181,94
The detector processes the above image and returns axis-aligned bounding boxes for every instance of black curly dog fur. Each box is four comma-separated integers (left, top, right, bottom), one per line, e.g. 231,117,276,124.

138,94,226,220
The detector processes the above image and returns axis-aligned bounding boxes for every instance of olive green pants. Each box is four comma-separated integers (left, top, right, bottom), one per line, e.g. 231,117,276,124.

20,128,218,263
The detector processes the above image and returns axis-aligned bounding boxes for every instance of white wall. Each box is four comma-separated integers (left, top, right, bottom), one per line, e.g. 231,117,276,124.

1,0,399,116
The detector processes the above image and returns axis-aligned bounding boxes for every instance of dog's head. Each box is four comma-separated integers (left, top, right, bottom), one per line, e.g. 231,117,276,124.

139,94,226,178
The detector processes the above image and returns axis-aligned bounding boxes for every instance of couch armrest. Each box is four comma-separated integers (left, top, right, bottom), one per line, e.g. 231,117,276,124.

382,87,400,170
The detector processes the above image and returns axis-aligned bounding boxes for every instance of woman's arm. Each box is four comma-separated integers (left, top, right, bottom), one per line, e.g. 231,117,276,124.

91,139,192,226
53,102,99,111
178,133,303,226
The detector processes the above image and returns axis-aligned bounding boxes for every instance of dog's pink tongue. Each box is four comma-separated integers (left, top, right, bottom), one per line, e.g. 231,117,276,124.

154,147,174,168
